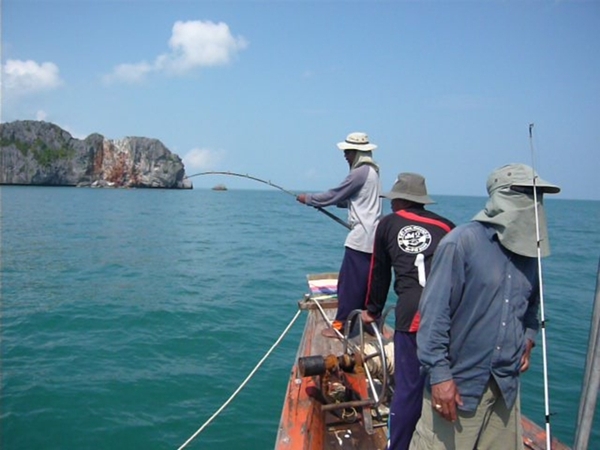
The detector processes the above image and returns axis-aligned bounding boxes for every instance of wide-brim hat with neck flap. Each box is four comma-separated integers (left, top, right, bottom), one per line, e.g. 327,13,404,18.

336,132,377,151
486,163,561,195
382,172,435,204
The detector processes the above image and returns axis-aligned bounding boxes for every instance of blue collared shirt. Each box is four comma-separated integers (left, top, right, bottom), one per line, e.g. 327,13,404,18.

417,221,539,411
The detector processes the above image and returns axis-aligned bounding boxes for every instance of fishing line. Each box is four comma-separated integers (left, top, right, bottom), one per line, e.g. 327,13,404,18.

528,123,553,449
185,171,351,230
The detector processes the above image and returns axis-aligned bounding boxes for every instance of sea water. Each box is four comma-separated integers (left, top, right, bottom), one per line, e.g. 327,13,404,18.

1,186,599,449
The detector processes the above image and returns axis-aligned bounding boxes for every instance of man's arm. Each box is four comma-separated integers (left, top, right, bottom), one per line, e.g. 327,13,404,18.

301,166,368,208
523,271,540,345
362,220,392,323
417,238,465,421
521,271,540,373
520,339,535,373
416,240,461,384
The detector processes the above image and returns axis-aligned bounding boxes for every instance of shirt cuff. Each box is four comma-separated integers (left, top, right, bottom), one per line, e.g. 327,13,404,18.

525,328,538,345
366,306,381,318
429,365,453,386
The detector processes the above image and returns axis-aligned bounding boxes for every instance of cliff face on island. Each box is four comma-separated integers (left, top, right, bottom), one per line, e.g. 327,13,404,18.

0,120,192,189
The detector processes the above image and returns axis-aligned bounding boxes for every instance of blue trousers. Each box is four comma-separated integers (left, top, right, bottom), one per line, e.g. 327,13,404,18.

335,247,372,324
389,331,425,450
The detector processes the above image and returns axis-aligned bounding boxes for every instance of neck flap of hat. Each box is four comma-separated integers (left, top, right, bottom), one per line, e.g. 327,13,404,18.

351,151,379,173
472,187,551,258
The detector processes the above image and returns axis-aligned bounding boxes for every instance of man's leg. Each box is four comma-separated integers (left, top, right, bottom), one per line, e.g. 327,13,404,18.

409,380,500,450
388,331,424,450
326,247,370,336
476,381,524,450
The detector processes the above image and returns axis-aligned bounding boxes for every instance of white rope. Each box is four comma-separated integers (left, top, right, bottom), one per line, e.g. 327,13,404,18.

364,341,395,377
311,297,344,338
177,309,303,450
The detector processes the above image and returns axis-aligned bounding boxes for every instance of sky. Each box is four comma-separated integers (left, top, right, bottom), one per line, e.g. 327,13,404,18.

2,0,599,200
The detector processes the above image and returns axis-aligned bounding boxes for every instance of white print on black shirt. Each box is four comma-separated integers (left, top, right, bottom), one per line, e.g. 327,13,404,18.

397,225,432,254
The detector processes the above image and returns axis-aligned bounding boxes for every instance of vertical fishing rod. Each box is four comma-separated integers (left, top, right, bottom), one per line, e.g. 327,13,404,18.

528,123,553,449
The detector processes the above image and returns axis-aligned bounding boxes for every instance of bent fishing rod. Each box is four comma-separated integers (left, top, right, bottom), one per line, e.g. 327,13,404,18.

529,123,552,449
184,171,351,230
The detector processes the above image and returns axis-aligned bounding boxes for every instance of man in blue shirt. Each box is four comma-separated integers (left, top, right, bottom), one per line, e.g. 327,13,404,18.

410,163,560,450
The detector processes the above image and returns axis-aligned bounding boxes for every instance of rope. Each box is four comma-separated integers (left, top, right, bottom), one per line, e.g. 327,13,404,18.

177,309,303,450
364,341,395,377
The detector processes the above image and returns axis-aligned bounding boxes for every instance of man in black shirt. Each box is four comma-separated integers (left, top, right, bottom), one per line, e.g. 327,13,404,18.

362,173,455,450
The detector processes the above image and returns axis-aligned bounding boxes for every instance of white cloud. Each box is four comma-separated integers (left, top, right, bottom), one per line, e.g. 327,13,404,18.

2,59,63,96
182,147,224,173
36,110,48,121
105,20,248,84
102,61,153,84
163,20,248,73
61,124,87,140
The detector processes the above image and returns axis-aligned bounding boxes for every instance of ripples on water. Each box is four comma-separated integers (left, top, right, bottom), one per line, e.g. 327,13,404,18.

1,187,599,449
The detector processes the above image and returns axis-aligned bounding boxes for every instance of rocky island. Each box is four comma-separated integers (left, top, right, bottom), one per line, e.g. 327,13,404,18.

0,120,192,189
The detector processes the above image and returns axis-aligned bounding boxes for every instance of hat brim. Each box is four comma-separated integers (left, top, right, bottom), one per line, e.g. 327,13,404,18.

381,192,435,204
511,178,561,194
337,142,377,151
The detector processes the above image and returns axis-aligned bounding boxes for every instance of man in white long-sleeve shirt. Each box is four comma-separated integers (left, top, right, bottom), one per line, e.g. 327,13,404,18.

297,132,382,338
